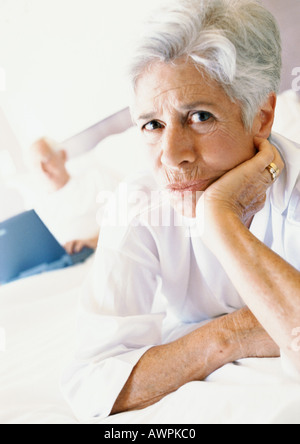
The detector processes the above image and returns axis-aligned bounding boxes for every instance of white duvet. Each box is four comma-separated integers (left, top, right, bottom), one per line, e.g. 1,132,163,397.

0,261,300,424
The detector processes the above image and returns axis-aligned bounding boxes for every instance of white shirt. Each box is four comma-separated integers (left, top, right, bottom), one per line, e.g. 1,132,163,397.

62,133,300,421
273,90,300,145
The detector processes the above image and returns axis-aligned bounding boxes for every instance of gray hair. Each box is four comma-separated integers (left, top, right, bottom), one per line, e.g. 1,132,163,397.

129,0,282,130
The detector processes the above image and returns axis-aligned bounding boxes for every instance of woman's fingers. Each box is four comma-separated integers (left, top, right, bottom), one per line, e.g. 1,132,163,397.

253,137,285,178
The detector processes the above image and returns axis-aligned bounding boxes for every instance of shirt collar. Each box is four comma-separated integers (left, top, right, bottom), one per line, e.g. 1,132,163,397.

269,132,300,215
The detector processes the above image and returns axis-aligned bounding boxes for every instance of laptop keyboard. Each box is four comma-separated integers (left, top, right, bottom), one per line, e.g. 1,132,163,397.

70,247,95,265
6,248,95,284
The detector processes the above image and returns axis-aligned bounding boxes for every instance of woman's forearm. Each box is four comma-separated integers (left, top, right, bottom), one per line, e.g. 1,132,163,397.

204,212,300,370
112,324,227,414
111,308,278,415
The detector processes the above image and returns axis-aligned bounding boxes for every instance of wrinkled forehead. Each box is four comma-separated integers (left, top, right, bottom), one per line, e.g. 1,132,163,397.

133,60,228,119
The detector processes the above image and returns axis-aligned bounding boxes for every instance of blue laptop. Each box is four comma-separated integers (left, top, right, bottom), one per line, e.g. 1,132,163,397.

0,210,95,285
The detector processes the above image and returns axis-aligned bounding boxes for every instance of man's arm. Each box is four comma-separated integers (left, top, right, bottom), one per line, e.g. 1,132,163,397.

112,308,279,414
201,138,300,371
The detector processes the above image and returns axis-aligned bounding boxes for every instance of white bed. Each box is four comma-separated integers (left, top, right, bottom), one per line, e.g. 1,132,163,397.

1,257,300,425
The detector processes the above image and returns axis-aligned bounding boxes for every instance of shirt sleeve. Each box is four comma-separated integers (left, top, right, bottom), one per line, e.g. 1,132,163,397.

285,178,300,272
61,217,164,421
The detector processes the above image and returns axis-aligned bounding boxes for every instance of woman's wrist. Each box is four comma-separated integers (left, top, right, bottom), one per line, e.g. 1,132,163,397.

199,199,245,256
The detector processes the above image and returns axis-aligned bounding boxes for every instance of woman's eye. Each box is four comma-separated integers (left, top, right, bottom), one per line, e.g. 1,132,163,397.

143,120,163,131
190,111,214,123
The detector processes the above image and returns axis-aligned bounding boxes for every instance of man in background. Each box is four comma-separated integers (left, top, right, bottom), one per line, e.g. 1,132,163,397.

25,138,120,254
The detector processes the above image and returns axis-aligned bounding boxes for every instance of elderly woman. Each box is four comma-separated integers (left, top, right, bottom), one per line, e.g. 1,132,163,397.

62,0,300,420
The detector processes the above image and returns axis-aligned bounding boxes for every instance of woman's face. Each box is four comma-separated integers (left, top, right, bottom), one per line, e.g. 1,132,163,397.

133,60,259,217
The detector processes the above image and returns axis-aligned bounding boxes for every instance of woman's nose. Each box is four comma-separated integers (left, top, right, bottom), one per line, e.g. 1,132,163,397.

160,126,197,169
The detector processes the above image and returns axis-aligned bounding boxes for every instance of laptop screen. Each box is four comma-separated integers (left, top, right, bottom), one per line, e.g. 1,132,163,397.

0,210,66,283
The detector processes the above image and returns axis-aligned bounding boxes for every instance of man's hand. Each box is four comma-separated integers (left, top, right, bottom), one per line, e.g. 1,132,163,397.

202,137,285,229
64,236,99,255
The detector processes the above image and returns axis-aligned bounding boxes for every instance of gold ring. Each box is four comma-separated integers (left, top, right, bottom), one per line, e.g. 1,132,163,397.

266,163,280,182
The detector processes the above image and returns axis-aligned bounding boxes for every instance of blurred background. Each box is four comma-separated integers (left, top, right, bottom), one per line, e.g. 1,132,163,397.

0,0,299,221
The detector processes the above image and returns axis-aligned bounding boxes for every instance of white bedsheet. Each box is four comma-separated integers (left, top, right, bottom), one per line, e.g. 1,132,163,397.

0,261,300,424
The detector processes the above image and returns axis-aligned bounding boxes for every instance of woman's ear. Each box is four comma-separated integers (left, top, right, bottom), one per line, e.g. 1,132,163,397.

253,93,277,139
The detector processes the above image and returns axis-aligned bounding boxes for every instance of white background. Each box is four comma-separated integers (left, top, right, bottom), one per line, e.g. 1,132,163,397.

0,0,163,220
0,0,162,147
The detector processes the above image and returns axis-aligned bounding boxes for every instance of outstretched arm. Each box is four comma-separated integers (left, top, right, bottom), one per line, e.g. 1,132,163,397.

112,308,279,414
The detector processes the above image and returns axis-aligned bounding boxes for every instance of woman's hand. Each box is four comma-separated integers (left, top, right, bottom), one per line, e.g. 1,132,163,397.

202,137,285,228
